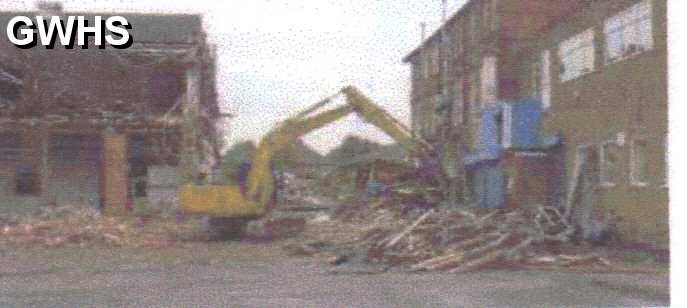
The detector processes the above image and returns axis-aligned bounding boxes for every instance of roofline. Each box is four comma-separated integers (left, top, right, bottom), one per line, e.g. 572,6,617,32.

402,0,478,63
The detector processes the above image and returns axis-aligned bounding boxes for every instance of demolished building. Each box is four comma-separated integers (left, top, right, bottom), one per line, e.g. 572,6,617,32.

404,0,667,246
0,4,223,215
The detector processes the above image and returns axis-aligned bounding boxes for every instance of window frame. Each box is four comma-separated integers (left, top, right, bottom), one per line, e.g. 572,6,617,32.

558,28,596,82
14,165,40,196
663,133,668,188
599,139,621,188
603,0,654,65
480,56,498,105
630,138,650,187
502,104,513,148
540,50,552,110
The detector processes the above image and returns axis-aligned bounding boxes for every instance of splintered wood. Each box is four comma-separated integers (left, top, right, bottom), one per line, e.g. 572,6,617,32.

323,196,611,273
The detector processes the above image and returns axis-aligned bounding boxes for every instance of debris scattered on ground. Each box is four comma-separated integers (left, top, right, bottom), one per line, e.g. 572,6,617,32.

290,191,619,274
0,205,206,248
245,216,306,240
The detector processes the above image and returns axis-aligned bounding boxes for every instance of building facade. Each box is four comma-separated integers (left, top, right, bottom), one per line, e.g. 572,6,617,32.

518,0,668,245
404,0,667,246
0,4,223,215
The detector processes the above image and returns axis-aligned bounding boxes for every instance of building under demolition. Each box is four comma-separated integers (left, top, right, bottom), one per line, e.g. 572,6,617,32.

0,3,223,215
404,0,667,246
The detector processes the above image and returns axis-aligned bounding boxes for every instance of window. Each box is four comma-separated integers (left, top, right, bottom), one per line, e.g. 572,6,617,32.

412,60,423,81
558,29,595,82
469,72,480,114
455,26,464,59
663,134,668,187
0,132,20,162
15,165,39,196
502,104,512,148
604,0,653,64
452,81,464,127
495,113,503,147
50,134,101,164
600,141,621,187
427,45,440,76
630,139,649,186
470,11,478,45
540,50,552,109
480,56,497,105
482,0,498,32
431,95,443,135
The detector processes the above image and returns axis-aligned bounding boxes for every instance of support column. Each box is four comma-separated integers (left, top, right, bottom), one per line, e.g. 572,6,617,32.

102,132,128,215
180,59,203,184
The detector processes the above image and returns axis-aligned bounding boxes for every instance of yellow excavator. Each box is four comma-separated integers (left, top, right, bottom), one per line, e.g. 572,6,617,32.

179,86,444,227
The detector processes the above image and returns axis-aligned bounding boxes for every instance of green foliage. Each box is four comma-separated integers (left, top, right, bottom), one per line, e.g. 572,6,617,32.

220,140,257,184
324,135,382,165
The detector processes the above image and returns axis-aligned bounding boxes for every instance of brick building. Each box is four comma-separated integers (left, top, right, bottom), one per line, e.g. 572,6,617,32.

404,0,667,245
0,3,222,215
518,0,668,245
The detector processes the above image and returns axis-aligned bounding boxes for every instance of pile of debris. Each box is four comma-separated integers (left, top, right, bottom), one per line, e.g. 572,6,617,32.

0,205,205,248
299,194,612,273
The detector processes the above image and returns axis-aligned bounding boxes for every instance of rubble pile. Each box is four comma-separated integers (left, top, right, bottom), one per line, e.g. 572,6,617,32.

0,206,205,248
303,194,612,273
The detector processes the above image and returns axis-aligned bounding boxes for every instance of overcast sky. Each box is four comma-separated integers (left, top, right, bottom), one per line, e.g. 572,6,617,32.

5,0,468,154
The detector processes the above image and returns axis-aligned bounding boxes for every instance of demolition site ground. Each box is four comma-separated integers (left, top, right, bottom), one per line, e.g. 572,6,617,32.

0,196,670,307
0,242,669,307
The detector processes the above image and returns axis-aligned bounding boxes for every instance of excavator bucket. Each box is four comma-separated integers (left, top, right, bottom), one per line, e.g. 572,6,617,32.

178,184,265,218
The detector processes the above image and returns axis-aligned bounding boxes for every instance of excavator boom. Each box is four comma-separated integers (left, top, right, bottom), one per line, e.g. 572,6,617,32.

180,86,441,218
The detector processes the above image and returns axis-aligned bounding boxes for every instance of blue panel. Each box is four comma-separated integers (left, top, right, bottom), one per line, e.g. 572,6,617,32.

509,99,543,149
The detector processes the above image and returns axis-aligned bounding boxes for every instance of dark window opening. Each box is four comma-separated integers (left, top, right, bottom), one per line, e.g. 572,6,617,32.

50,134,101,164
15,166,39,196
495,113,503,146
0,132,20,162
134,180,147,198
0,80,22,102
149,68,185,114
128,134,148,198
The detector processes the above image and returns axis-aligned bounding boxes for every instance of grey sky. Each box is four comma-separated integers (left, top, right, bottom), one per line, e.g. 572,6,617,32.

4,0,468,153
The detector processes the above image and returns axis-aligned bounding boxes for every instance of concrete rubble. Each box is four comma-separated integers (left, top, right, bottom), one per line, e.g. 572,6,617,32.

0,205,206,248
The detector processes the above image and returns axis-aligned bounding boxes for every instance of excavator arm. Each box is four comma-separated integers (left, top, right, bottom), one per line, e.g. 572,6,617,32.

180,86,442,218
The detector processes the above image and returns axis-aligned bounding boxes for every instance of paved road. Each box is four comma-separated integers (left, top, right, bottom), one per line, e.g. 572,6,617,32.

0,243,669,307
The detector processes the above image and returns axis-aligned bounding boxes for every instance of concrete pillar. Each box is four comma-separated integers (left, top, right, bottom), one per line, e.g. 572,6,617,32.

102,132,128,215
180,61,203,184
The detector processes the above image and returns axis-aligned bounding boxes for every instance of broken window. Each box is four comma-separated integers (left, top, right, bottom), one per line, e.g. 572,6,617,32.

558,29,595,82
0,132,20,162
15,165,39,196
630,139,649,186
604,0,653,64
600,141,620,187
